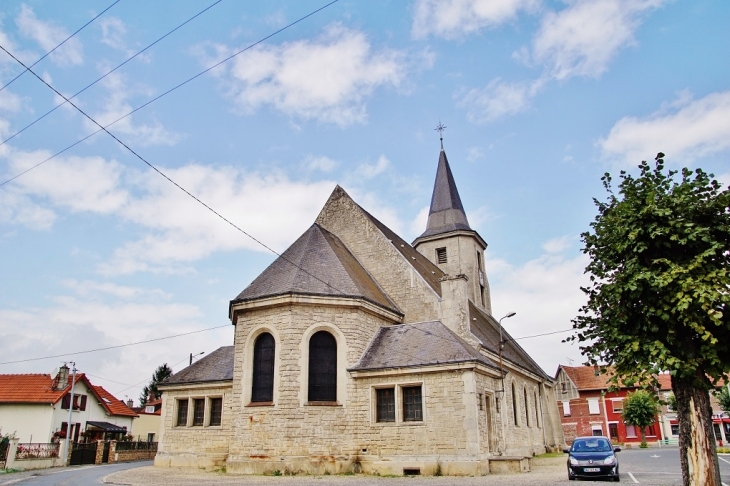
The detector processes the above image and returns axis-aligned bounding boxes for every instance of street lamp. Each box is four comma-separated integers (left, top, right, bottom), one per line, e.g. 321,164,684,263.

189,351,205,365
498,312,516,392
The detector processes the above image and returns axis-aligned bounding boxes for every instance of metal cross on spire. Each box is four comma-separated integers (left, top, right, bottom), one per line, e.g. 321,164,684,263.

435,121,446,149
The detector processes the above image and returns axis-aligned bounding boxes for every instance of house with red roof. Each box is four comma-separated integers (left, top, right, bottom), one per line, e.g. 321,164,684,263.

0,365,137,443
130,396,162,442
554,365,672,445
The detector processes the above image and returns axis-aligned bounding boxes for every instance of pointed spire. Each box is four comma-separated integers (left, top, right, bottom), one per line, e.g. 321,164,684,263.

419,149,471,239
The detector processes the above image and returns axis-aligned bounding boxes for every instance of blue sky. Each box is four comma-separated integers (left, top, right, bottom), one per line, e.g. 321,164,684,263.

1,0,728,402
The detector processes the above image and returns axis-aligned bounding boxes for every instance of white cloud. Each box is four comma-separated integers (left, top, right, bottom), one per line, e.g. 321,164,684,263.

355,155,391,179
303,155,338,172
599,90,730,164
62,279,172,300
531,0,664,80
211,24,410,126
487,240,589,374
99,17,127,51
15,5,83,66
412,0,539,39
85,69,180,146
459,78,543,123
410,205,430,238
466,146,485,162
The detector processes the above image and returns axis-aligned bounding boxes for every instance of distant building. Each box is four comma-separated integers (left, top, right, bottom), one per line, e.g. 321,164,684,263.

0,365,137,443
131,396,162,443
156,146,565,475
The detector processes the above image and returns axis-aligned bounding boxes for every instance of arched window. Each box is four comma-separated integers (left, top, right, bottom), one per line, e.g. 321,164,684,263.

535,390,541,427
251,333,275,402
308,331,337,402
512,381,518,425
524,387,530,426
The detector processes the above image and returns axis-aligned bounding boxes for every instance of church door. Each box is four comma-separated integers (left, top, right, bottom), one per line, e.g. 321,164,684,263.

485,393,496,453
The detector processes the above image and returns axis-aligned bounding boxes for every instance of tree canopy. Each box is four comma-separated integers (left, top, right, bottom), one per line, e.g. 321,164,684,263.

713,386,730,415
570,154,730,485
139,363,173,406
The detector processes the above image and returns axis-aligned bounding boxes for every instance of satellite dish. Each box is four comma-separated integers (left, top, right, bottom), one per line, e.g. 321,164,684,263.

51,367,58,377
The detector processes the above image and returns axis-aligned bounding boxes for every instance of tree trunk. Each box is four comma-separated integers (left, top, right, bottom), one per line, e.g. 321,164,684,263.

672,373,721,486
640,428,647,448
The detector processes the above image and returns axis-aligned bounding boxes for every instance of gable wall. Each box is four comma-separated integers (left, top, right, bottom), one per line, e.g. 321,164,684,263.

0,403,54,443
315,192,441,324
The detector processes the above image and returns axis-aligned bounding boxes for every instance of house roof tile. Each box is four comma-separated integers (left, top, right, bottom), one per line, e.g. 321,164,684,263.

559,365,673,391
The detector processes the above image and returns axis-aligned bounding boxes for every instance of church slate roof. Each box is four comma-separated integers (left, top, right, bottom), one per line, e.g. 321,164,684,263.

349,321,499,371
163,346,235,385
468,302,551,380
231,223,401,315
416,149,473,239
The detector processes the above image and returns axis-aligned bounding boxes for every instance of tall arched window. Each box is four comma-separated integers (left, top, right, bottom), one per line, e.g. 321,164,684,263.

524,386,530,426
251,333,275,402
308,331,337,402
512,381,518,425
535,390,541,427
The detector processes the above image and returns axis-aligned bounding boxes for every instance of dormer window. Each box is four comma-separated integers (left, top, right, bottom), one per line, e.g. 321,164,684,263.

436,247,447,264
145,405,155,413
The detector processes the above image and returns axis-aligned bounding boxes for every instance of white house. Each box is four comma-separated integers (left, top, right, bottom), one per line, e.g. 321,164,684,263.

0,365,137,443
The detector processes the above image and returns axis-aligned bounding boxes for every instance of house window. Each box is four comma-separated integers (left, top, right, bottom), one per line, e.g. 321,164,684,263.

671,424,679,436
376,388,395,422
176,399,188,426
436,247,447,264
403,386,422,422
588,397,600,414
562,401,571,416
626,425,637,438
147,433,155,442
647,424,656,437
145,405,155,413
612,399,623,413
192,398,205,426
561,382,567,394
535,390,541,427
209,397,223,426
61,394,87,410
592,425,603,436
524,387,530,427
308,331,337,402
252,332,275,402
512,382,519,425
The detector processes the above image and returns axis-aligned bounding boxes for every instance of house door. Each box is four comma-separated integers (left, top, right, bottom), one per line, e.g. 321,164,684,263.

609,423,619,440
102,441,111,463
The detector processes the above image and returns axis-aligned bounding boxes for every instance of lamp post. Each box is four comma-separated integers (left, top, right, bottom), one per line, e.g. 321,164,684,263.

189,351,204,365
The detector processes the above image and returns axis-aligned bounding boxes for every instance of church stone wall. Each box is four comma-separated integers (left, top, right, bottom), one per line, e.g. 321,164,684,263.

155,383,232,469
499,370,550,457
316,189,441,324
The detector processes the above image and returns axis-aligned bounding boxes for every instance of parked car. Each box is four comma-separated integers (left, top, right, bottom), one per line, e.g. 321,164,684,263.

564,436,621,481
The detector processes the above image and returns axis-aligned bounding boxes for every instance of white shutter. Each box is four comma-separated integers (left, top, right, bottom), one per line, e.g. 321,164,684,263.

588,398,600,414
562,401,571,416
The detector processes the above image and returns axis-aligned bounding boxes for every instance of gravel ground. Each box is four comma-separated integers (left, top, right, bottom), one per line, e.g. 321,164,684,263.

103,455,580,485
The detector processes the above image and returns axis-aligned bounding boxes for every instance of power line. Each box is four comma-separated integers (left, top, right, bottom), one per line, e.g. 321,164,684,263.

0,0,223,147
113,355,193,396
0,324,229,365
0,0,339,178
0,0,121,93
512,328,574,341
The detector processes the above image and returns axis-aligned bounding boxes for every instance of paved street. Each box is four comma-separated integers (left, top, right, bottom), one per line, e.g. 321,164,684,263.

3,450,730,485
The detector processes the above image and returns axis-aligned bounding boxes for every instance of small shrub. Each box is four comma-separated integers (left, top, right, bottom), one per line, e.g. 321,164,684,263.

272,469,281,476
639,443,648,448
434,461,442,476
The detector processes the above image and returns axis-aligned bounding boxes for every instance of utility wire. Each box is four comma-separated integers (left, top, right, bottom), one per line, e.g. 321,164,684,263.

0,324,228,365
0,0,339,172
0,0,121,94
0,0,223,147
113,355,192,396
0,2,348,301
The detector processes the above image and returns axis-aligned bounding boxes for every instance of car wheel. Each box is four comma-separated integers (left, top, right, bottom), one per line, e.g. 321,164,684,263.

568,475,575,481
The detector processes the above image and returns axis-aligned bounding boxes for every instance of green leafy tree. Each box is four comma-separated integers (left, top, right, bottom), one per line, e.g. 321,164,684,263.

666,392,677,412
622,390,660,448
713,387,730,415
139,363,173,406
569,154,730,486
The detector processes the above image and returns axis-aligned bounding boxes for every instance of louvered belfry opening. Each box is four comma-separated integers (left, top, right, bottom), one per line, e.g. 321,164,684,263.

251,333,275,402
308,331,337,402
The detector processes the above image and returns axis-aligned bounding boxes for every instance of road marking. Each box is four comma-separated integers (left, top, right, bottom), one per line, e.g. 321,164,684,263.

719,456,730,465
650,454,660,458
628,471,640,483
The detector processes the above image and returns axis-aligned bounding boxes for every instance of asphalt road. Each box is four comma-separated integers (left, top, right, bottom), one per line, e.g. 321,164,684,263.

3,451,730,485
0,461,152,486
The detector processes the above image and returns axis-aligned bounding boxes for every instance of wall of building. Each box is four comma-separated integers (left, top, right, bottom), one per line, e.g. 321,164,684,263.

0,404,54,443
315,188,442,324
130,413,160,442
155,382,232,469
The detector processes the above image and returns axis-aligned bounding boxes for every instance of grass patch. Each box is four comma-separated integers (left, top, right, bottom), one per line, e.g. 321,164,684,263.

535,451,565,459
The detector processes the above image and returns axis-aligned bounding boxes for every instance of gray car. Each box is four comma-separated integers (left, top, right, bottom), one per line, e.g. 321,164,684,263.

564,436,621,481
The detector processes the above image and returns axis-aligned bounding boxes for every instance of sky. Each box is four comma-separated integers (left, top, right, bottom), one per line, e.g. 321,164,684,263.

0,0,728,404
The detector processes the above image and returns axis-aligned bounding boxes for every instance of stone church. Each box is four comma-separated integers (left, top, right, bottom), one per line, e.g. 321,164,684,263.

155,146,565,476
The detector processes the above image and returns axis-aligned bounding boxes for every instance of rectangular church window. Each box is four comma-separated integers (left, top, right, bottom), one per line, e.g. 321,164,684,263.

376,388,395,422
403,386,423,421
209,397,223,426
436,247,447,264
192,398,205,426
176,399,188,426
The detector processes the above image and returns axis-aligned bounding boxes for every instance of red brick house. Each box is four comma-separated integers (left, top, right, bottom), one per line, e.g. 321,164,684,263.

555,365,672,445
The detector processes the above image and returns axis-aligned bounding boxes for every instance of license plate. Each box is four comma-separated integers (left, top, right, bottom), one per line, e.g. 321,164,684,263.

584,467,600,472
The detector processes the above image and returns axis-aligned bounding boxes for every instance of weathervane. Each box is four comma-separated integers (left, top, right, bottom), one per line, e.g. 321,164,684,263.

435,121,446,149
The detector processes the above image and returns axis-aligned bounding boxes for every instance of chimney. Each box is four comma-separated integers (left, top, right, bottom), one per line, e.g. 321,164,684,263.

55,364,69,390
126,399,134,408
148,392,155,404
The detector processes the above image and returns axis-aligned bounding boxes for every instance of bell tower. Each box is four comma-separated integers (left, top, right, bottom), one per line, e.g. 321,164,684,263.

412,142,492,315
